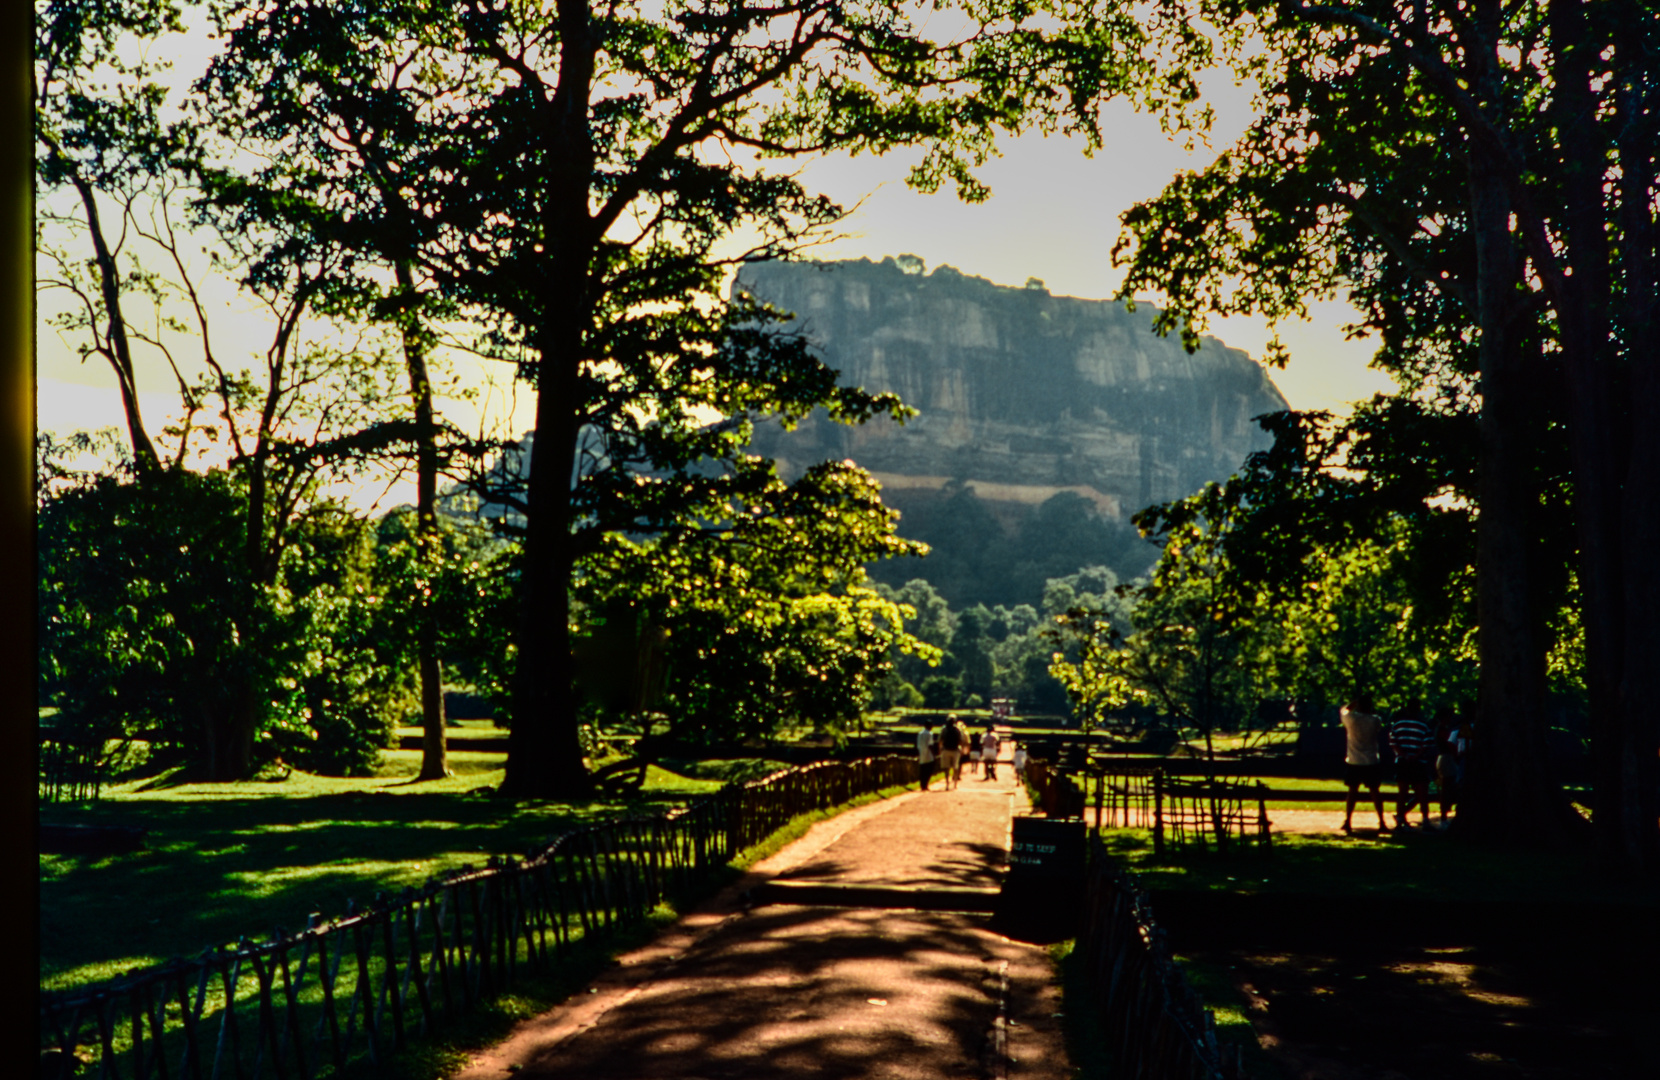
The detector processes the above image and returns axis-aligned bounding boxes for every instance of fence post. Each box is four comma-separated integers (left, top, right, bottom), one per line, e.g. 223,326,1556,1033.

1152,769,1165,856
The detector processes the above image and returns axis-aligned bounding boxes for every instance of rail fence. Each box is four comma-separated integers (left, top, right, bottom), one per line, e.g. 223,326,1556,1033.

1025,760,1271,856
38,754,915,1080
1075,832,1241,1079
39,726,110,804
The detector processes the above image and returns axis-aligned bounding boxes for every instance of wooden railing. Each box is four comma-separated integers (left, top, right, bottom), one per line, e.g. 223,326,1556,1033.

37,754,915,1080
1076,834,1240,1080
1026,760,1271,856
1155,775,1272,856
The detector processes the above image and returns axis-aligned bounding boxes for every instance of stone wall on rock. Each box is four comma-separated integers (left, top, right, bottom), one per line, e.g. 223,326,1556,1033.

737,257,1289,523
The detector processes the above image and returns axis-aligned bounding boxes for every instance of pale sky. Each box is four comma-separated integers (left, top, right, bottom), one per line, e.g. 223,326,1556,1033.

36,26,1393,509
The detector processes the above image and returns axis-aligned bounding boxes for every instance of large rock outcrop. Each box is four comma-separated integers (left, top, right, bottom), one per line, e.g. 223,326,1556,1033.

738,257,1288,526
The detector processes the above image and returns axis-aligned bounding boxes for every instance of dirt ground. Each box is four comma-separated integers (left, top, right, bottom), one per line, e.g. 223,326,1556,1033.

453,765,1653,1080
454,769,1071,1080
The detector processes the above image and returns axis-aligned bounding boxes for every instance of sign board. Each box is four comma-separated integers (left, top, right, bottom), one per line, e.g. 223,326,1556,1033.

997,816,1086,942
1007,816,1086,880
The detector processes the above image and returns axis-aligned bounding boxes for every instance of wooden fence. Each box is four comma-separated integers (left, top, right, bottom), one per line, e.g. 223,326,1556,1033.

1154,775,1271,856
1075,833,1241,1080
1025,760,1271,856
39,726,108,804
38,755,915,1080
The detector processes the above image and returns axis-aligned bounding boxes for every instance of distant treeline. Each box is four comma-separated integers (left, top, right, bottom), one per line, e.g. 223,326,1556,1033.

869,566,1135,717
867,483,1159,610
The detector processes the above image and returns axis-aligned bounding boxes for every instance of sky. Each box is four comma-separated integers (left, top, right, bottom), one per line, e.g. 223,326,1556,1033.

36,27,1395,510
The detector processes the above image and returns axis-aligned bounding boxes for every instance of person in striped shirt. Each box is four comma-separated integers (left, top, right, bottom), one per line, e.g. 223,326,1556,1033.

1390,705,1436,829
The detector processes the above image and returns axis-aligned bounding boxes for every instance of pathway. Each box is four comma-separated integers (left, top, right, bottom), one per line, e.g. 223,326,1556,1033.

454,760,1069,1080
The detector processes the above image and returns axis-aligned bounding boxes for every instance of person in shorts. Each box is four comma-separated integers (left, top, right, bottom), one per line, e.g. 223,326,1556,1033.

1341,698,1388,833
981,726,1000,780
938,713,967,789
1433,705,1464,823
916,720,938,791
1390,704,1436,829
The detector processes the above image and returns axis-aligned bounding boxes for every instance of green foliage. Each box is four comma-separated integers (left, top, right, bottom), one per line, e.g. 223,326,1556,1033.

35,460,478,785
572,462,937,746
919,675,961,709
1049,475,1481,742
187,0,1224,798
868,486,1158,609
1050,488,1265,741
37,466,294,768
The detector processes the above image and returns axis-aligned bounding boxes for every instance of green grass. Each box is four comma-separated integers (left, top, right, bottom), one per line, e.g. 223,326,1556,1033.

1171,954,1280,1079
39,763,722,991
657,757,793,785
42,759,913,1080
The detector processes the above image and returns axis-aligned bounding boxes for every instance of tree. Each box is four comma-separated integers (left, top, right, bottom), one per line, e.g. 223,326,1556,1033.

37,447,407,779
34,0,186,473
35,0,417,779
1114,0,1657,865
1051,488,1265,750
573,462,935,750
875,578,957,692
200,0,1211,799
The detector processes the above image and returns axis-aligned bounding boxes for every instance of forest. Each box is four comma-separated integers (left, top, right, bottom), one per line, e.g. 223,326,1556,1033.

34,0,1659,876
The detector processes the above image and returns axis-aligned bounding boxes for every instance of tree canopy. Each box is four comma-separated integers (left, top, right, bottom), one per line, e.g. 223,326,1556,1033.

189,0,1215,798
1113,0,1657,868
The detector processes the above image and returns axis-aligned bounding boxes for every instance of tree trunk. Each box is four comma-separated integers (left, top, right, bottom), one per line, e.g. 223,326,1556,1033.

499,379,592,799
499,0,598,801
399,261,451,782
42,135,160,474
1548,0,1656,873
1608,15,1660,875
201,685,257,782
1456,154,1584,848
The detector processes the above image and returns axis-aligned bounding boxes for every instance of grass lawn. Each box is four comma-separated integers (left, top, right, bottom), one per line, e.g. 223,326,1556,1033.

38,763,726,992
40,758,918,1080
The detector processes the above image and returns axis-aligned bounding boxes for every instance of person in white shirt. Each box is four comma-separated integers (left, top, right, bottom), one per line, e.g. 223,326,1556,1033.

1340,699,1388,833
916,721,938,791
1012,743,1028,779
980,727,1001,781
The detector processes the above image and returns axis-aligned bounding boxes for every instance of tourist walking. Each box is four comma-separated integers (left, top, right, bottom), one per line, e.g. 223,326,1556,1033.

1433,706,1465,823
939,714,968,789
916,721,938,791
981,727,1001,781
1391,704,1436,829
1340,698,1388,833
1012,742,1028,780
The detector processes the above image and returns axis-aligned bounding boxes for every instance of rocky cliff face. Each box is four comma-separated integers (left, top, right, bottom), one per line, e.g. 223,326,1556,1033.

738,258,1288,526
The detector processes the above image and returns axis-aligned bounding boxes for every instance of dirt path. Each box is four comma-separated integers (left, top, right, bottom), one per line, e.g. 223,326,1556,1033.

454,764,1069,1080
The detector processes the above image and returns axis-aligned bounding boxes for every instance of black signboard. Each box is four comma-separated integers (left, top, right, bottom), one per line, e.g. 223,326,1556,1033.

997,815,1086,941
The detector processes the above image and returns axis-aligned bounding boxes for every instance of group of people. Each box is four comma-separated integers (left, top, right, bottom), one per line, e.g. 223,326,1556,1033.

915,715,1026,791
1340,698,1470,833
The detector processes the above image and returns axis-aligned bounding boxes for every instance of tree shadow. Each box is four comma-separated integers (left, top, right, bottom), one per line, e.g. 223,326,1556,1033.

524,904,1023,1079
39,791,628,986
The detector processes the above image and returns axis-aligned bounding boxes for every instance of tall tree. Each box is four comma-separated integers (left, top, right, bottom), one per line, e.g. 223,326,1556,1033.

202,0,1207,798
1115,0,1657,867
35,0,413,779
35,0,186,472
